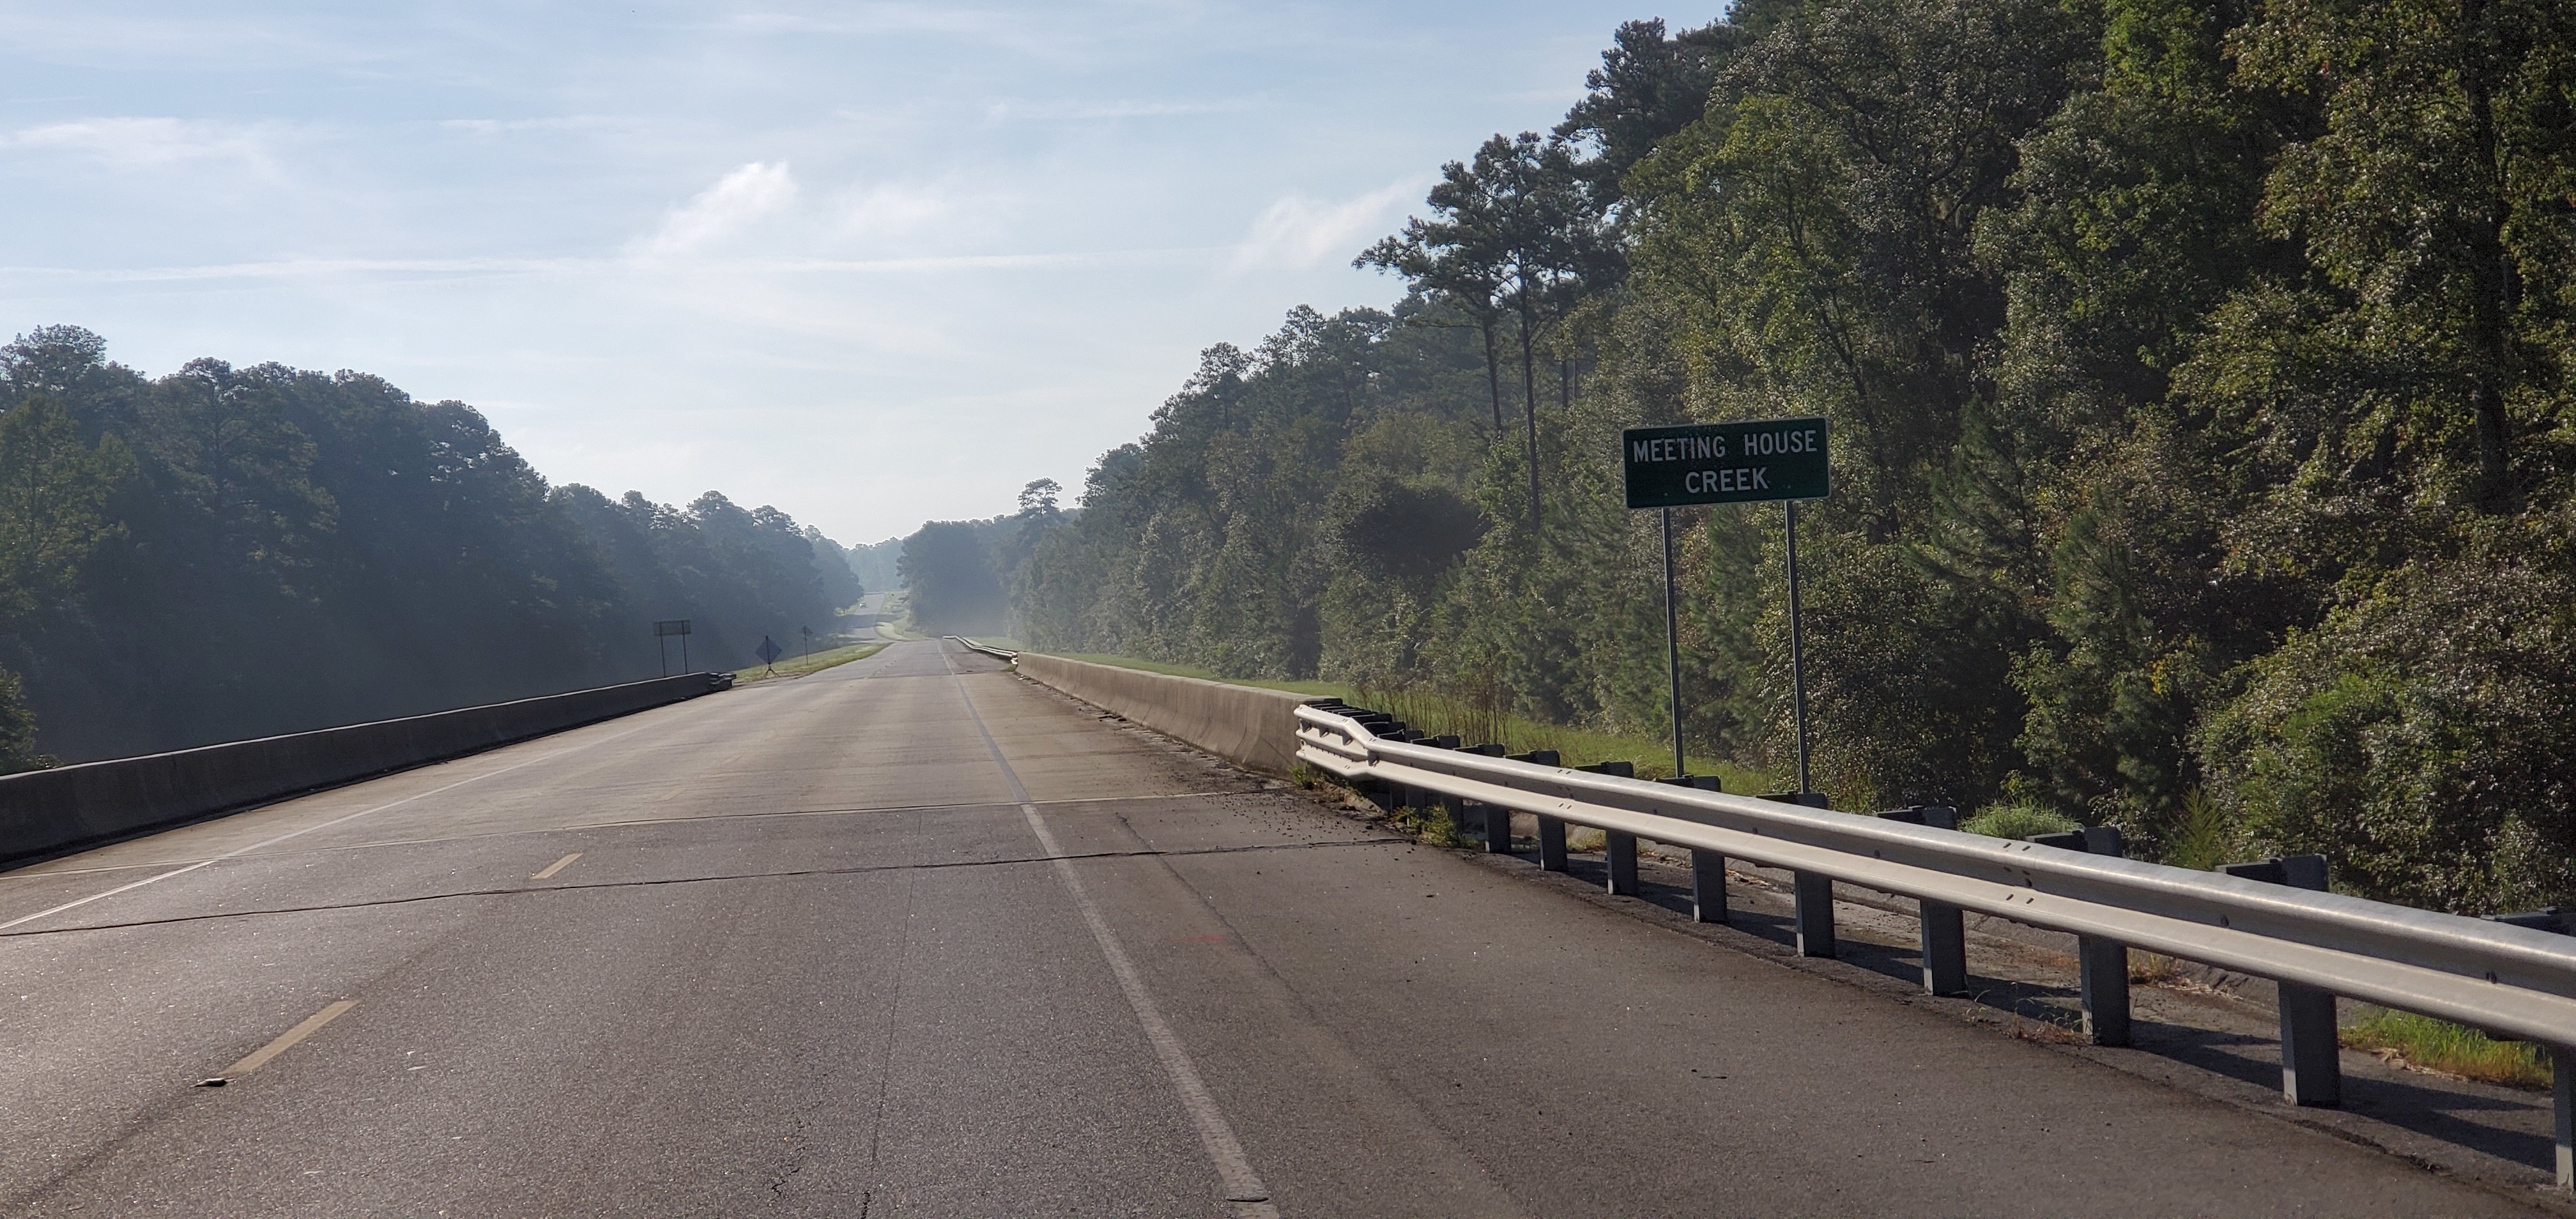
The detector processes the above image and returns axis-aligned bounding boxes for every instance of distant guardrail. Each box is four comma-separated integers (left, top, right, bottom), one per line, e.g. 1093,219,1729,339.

955,641,1317,774
1294,700,2576,1190
0,672,732,868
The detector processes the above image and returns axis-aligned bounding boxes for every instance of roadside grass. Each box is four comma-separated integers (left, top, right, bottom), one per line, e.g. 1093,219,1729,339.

2340,1006,2553,1089
1961,804,2083,839
2127,952,2194,986
1043,651,1777,792
731,640,887,684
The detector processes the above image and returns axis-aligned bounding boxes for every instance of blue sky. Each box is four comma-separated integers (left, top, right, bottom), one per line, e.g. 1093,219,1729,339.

0,2,1695,544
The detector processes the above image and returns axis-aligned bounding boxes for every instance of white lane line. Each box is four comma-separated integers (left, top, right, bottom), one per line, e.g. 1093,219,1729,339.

219,999,357,1078
0,717,667,934
530,852,582,880
946,656,1280,1219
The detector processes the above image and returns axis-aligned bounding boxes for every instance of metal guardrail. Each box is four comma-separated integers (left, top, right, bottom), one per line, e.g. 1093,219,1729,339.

946,637,1020,661
1294,702,2576,1188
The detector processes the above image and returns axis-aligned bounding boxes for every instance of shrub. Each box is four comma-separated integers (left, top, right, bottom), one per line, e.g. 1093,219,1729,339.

1962,803,2083,839
2197,540,2576,912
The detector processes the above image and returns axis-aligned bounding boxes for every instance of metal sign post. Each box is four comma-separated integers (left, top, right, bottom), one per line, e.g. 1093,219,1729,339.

653,618,694,676
1784,500,1811,794
1662,507,1684,780
1621,417,1829,793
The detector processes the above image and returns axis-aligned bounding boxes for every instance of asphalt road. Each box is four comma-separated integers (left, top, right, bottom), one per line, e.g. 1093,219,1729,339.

0,639,2549,1217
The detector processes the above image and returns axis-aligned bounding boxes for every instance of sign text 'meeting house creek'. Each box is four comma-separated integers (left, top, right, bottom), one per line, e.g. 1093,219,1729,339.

1620,417,1831,509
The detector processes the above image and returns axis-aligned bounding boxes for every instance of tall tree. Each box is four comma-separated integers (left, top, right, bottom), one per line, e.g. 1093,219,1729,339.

1367,134,1614,549
1358,169,1512,433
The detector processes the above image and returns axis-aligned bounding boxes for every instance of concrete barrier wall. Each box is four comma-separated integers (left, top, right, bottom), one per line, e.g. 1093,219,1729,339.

0,674,723,866
1012,654,1319,774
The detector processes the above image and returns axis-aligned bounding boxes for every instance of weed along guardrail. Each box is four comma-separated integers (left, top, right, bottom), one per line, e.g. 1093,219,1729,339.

1294,700,2576,1191
0,671,733,868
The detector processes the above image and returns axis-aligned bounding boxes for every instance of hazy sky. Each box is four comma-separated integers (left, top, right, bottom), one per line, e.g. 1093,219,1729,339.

0,2,1689,544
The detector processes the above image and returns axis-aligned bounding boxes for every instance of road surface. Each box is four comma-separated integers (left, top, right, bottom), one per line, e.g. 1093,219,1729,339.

0,640,2547,1216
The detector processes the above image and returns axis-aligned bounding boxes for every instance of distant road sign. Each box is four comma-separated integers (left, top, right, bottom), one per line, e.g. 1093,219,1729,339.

1621,417,1830,509
755,636,783,665
654,619,693,638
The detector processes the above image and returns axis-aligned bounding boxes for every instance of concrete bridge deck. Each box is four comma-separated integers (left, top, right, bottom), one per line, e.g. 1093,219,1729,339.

0,639,2544,1216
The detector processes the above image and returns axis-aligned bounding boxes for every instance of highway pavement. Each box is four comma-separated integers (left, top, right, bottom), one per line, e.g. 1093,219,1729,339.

0,639,2552,1216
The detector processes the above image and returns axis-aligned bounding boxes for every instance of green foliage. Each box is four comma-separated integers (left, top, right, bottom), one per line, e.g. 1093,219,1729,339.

2163,789,2239,873
0,327,864,762
2341,1007,2553,1090
1962,804,2084,840
1387,802,1474,848
1005,0,2576,910
0,394,132,616
0,664,49,775
2199,537,2576,911
901,521,1009,633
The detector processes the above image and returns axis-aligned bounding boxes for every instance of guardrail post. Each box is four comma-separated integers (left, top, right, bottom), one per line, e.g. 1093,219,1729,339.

1537,818,1569,870
2034,827,2133,1046
1581,762,1641,895
2220,854,2340,1107
1791,872,1835,957
1660,775,1728,923
1357,777,1395,812
1510,751,1565,870
2485,908,2574,1191
1604,836,1639,894
1881,807,1966,993
1418,737,1483,846
1464,743,1512,852
2556,1047,2574,1192
1764,792,1836,956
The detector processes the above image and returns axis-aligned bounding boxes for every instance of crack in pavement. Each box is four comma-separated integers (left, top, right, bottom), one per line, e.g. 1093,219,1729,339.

0,791,1275,882
0,837,1411,939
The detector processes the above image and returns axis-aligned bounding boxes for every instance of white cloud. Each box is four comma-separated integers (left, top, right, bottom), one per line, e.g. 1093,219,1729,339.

1229,178,1420,272
1,117,280,172
635,161,799,255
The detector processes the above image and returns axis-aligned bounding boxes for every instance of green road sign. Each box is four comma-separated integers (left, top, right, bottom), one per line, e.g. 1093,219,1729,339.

1621,417,1830,509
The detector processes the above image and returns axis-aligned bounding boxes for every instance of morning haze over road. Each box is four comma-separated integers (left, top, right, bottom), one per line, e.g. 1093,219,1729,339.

6,1,2576,1216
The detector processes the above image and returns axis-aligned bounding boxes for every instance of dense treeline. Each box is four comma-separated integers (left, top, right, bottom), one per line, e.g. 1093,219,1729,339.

1015,0,2576,912
905,479,1064,636
0,326,861,765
